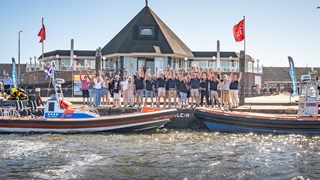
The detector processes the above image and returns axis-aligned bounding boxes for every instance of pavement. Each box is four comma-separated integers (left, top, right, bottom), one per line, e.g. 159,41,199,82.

39,93,313,114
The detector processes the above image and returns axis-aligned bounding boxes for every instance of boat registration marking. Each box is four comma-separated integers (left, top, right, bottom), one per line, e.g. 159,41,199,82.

245,116,252,118
223,114,230,116
297,119,304,121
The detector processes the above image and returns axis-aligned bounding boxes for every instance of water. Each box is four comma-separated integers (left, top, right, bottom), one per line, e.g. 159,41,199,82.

0,130,319,180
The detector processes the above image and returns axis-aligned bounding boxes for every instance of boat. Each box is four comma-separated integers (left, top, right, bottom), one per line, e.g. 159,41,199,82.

194,80,320,134
0,77,176,133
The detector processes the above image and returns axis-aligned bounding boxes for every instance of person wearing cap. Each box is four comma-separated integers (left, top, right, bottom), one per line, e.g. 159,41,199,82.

3,73,12,95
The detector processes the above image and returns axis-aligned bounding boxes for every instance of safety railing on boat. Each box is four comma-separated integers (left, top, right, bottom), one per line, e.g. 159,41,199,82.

0,108,21,118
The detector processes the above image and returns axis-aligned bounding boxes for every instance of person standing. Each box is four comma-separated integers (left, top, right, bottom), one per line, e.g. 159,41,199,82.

229,72,242,108
3,73,12,95
112,75,121,107
156,70,166,108
179,77,189,108
93,74,103,108
199,73,210,107
134,65,145,107
189,72,200,107
221,75,231,109
102,77,111,107
167,72,177,108
144,74,155,107
79,70,91,105
127,76,135,107
88,75,95,107
209,72,221,108
121,76,129,107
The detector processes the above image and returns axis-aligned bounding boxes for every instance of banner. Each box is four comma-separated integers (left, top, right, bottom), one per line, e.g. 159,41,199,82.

288,56,298,96
11,58,17,88
73,74,82,96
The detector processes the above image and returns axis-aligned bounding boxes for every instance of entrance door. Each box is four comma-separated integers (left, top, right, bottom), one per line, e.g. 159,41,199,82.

145,58,155,75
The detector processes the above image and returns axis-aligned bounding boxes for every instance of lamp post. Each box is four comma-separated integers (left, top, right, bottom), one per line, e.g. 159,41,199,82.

73,55,77,70
212,56,216,70
29,57,32,66
18,30,22,87
33,56,37,68
256,59,260,73
229,56,233,71
184,57,188,71
102,56,106,70
56,54,60,70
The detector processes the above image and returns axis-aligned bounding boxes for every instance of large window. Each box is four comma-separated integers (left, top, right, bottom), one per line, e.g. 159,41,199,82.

191,61,207,69
123,57,137,76
155,57,168,75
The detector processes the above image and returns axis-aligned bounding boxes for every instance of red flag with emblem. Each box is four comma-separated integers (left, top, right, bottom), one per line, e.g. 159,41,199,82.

38,24,46,43
233,19,244,42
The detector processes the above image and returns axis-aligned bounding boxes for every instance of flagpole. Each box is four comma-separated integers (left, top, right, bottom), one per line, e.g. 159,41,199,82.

243,16,246,54
41,18,44,61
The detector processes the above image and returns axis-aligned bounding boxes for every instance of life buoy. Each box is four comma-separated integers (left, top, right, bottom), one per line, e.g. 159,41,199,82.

59,100,73,109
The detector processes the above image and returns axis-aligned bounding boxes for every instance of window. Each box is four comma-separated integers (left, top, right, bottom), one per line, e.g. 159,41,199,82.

139,26,154,37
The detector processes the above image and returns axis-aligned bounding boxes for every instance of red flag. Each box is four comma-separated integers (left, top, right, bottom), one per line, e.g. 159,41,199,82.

233,19,245,42
38,24,46,43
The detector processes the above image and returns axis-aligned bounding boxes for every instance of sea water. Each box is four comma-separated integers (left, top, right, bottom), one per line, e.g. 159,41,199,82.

0,130,319,179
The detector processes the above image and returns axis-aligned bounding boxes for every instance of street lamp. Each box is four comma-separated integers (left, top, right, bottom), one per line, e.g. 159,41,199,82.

18,30,22,87
29,57,32,66
33,56,37,68
212,56,216,70
73,55,77,70
229,56,233,72
56,54,60,69
102,56,106,70
184,57,188,70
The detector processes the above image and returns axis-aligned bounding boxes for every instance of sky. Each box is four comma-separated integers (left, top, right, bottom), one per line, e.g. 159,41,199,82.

0,0,319,67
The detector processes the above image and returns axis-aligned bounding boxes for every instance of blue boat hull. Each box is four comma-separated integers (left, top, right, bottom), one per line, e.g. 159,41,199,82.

194,108,320,134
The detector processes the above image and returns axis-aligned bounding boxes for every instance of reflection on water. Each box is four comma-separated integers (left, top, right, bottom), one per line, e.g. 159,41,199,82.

0,131,319,179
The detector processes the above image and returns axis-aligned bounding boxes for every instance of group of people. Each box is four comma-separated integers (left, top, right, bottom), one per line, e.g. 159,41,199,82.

79,64,242,109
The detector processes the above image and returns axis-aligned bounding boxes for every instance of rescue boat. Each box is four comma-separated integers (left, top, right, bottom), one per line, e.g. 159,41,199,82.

0,78,176,133
194,80,320,134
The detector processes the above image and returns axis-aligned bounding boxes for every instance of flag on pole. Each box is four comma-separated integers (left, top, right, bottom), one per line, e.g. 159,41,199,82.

288,56,298,96
233,19,245,42
38,23,46,43
12,58,17,88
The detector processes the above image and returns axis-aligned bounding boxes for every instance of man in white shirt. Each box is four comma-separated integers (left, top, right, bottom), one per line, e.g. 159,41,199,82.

121,76,129,108
93,75,103,107
3,73,12,94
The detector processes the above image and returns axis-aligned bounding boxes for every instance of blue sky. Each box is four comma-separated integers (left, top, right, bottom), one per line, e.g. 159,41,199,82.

0,0,319,67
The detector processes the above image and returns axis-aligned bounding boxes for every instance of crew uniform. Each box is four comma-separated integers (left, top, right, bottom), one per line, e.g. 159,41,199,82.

209,79,220,106
134,76,145,99
229,80,240,108
200,79,210,107
145,79,155,99
167,78,177,107
190,78,200,98
179,80,189,106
